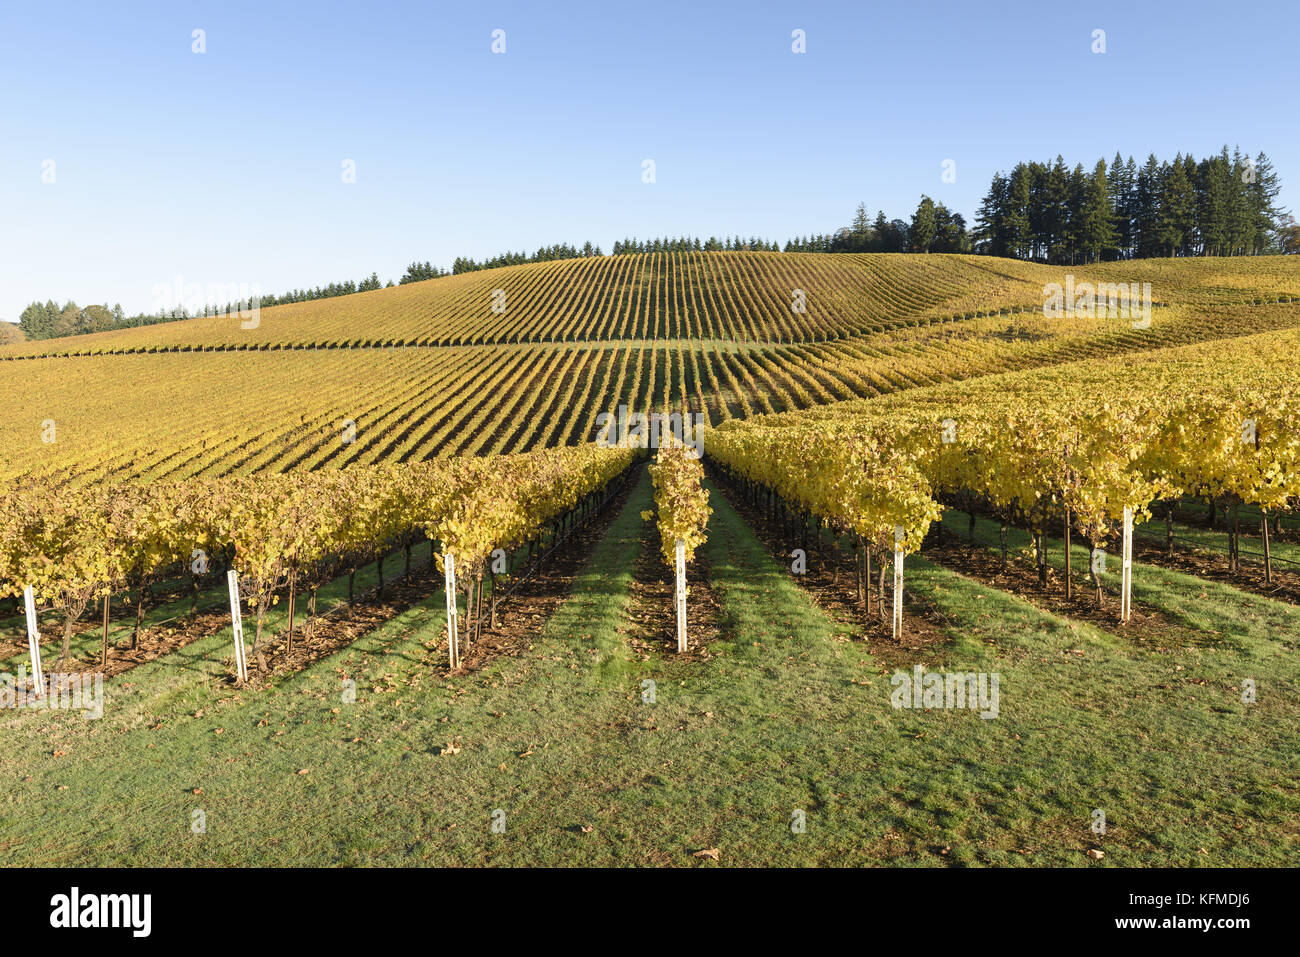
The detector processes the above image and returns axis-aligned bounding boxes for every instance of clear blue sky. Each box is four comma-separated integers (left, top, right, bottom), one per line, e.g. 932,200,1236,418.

1,0,1296,322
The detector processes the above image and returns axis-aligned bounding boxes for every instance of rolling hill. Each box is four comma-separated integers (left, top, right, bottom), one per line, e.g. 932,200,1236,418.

4,252,1299,483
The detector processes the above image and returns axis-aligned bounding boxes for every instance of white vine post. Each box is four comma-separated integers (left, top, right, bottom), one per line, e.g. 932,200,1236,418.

892,526,905,640
1120,507,1134,622
675,538,687,653
226,570,248,683
23,585,45,699
443,553,459,669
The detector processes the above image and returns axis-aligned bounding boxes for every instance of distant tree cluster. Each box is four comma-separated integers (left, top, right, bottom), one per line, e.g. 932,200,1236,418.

973,148,1286,264
17,273,391,340
787,202,966,254
453,241,603,274
400,262,451,284
260,272,387,305
1280,215,1300,255
611,237,781,254
18,301,127,340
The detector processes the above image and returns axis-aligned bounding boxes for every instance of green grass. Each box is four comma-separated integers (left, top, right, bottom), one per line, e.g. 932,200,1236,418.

1142,501,1300,572
937,508,1300,653
0,540,443,673
1,469,1295,865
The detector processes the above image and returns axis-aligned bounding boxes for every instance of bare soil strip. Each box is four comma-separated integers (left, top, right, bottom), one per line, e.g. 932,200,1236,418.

623,512,727,662
442,470,641,675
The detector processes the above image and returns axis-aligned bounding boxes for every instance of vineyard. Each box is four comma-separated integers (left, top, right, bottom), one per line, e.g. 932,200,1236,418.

709,327,1300,626
6,253,1298,360
6,253,1300,485
3,251,1298,867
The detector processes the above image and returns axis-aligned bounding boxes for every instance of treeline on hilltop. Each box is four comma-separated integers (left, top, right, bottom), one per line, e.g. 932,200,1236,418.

612,237,781,253
787,201,966,254
448,241,605,274
16,273,392,340
14,145,1296,341
974,148,1287,264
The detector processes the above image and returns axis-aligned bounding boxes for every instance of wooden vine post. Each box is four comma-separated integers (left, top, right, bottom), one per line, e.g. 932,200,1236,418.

475,575,485,642
132,584,147,650
102,594,111,667
1261,508,1273,585
285,560,298,655
865,544,873,616
1120,506,1134,623
443,553,460,669
675,538,688,653
24,585,45,699
226,570,248,684
892,526,905,640
1231,503,1241,574
1064,508,1073,600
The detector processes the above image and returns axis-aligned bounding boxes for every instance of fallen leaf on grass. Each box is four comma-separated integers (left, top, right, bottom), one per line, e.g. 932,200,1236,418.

692,847,720,861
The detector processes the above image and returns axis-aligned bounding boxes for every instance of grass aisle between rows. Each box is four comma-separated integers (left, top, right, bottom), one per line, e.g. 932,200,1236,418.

937,509,1300,652
0,468,651,865
2,469,1295,864
676,478,1297,866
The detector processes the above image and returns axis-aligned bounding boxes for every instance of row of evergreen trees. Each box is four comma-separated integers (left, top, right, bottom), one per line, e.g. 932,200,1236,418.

788,202,968,254
451,241,604,274
611,236,782,254
260,272,387,305
16,301,129,339
17,273,391,339
399,262,451,284
973,147,1284,264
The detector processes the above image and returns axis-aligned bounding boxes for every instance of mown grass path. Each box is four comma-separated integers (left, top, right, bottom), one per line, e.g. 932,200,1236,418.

2,468,1295,865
